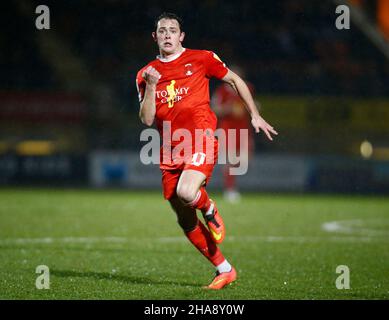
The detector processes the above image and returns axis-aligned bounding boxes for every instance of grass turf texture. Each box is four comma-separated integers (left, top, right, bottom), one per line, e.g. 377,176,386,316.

0,189,388,299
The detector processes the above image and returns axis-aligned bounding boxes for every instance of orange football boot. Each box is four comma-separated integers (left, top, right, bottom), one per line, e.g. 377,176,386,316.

203,200,225,244
205,267,237,290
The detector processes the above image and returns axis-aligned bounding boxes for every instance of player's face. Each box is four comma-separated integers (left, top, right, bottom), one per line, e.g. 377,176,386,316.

153,18,185,56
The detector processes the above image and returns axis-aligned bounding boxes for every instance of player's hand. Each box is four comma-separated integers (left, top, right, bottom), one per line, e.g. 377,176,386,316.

142,66,161,86
251,115,278,141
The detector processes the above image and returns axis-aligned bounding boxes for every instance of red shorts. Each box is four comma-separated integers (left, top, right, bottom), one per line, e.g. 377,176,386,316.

160,135,218,200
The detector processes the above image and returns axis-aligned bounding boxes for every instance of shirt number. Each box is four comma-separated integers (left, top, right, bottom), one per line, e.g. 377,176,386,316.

191,152,206,166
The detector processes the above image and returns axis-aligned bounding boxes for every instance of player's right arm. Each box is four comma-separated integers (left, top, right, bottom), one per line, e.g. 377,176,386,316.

138,66,161,126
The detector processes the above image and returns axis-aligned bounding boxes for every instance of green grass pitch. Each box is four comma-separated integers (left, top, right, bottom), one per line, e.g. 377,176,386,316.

0,188,388,299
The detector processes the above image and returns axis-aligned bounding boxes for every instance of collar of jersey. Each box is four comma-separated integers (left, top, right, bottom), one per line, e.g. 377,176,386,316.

157,48,186,63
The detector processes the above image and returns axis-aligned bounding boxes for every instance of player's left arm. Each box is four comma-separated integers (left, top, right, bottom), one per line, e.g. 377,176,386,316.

222,70,278,141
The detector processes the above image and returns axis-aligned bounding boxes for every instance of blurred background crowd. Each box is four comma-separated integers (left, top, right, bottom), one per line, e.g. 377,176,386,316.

1,0,389,193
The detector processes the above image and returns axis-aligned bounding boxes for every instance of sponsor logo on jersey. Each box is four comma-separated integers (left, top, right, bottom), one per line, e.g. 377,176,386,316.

156,80,189,108
166,80,176,108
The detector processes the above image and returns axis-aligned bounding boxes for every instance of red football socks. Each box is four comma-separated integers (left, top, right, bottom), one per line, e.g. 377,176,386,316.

188,187,211,214
185,220,225,266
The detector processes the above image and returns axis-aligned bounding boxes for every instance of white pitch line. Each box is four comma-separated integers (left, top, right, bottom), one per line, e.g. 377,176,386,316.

322,219,389,237
0,234,388,246
158,235,387,243
0,237,130,245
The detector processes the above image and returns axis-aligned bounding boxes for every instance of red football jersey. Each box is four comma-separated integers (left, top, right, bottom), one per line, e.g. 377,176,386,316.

212,82,254,155
212,82,254,126
136,49,228,144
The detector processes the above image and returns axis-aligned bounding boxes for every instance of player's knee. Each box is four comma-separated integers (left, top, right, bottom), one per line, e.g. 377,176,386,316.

176,184,197,204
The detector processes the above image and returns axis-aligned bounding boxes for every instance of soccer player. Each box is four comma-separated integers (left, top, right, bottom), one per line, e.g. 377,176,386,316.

212,65,255,203
136,12,277,290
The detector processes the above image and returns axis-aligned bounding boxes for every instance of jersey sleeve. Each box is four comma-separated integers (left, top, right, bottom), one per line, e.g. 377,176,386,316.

135,69,146,103
203,51,229,79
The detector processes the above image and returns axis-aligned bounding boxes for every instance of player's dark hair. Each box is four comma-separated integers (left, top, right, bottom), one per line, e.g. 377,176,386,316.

155,12,184,32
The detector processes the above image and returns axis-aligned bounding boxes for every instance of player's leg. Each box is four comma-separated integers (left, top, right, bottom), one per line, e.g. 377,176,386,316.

171,134,236,289
223,128,254,204
168,196,224,265
223,165,241,203
169,192,236,290
168,195,198,232
223,164,236,191
163,169,219,261
176,169,225,244
218,123,233,200
223,125,244,203
175,169,206,205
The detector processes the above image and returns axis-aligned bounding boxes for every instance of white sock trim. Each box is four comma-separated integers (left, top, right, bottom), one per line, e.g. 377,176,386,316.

205,202,214,216
189,191,201,207
216,259,232,273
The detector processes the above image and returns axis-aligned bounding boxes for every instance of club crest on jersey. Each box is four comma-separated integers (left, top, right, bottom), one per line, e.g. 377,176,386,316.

185,63,193,76
156,80,190,108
